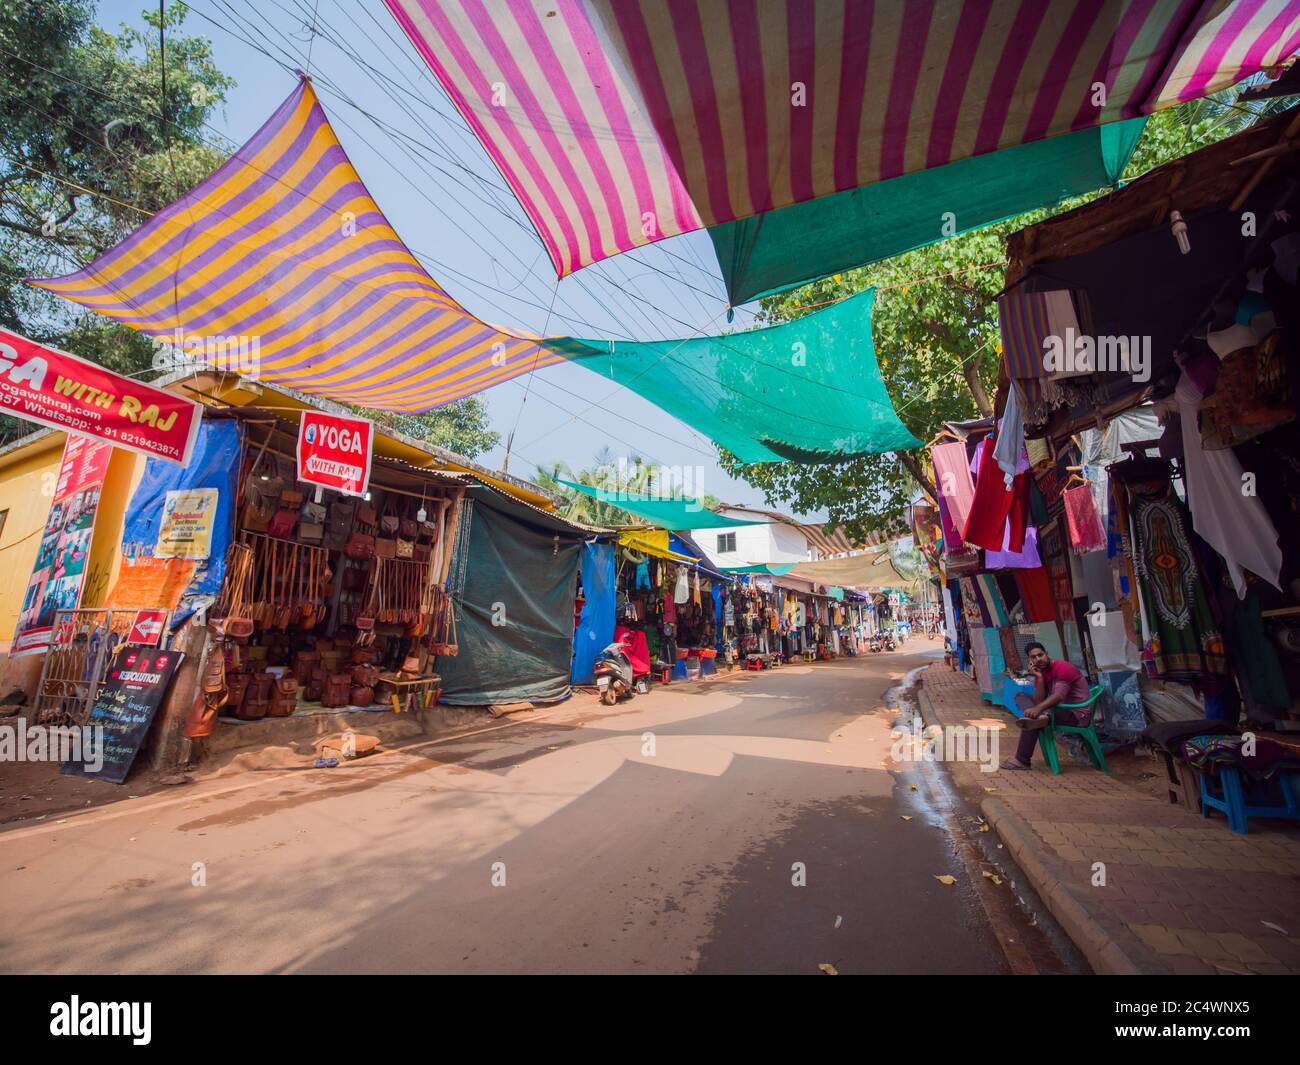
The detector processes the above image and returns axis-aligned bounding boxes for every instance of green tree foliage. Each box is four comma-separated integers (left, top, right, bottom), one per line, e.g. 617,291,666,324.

362,399,501,461
720,101,1285,543
0,0,232,440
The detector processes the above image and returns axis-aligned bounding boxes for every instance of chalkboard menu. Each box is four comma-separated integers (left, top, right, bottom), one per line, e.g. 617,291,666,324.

62,646,185,784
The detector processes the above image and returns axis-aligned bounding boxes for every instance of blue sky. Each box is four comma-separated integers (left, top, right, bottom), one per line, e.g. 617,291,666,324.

93,0,816,512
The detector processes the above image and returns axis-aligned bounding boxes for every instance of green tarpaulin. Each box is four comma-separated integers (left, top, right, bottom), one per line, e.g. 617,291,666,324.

557,479,753,530
709,119,1146,305
436,487,585,706
552,288,919,465
722,563,797,575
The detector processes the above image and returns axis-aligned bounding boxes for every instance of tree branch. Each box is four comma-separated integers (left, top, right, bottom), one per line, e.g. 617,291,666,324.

898,450,937,505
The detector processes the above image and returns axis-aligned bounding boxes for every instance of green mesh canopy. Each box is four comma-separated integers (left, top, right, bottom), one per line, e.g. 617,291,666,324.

721,563,797,575
557,479,755,530
708,119,1146,305
552,288,918,465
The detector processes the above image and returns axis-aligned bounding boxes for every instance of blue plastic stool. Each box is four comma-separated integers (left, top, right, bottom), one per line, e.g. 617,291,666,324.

1200,766,1300,835
672,659,687,681
700,656,716,676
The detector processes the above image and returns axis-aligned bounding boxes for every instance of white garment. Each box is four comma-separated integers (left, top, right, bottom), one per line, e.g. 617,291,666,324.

993,385,1026,488
1175,369,1282,598
673,568,689,604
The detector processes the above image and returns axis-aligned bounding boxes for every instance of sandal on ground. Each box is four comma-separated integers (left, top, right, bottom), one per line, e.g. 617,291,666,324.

999,758,1031,771
1015,716,1048,731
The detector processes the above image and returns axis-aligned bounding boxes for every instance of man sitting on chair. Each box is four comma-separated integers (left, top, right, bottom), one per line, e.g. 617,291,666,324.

1000,641,1091,771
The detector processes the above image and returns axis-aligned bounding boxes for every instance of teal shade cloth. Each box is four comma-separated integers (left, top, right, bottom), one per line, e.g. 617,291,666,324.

556,478,753,530
709,119,1146,305
722,563,797,575
828,586,845,601
551,288,919,465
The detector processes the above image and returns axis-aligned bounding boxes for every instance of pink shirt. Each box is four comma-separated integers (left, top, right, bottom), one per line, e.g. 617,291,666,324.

1039,660,1091,723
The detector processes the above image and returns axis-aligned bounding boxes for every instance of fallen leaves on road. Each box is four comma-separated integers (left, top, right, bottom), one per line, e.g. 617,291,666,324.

979,824,990,833
934,875,957,885
819,963,838,975
900,815,912,821
981,871,1003,886
910,784,918,792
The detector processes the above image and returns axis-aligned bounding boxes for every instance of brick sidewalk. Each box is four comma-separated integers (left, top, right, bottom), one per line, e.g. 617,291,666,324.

917,664,1300,975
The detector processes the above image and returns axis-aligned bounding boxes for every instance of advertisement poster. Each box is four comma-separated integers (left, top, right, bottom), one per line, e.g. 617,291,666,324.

155,488,219,559
11,436,112,657
0,327,202,465
127,609,169,647
61,646,185,785
296,410,373,497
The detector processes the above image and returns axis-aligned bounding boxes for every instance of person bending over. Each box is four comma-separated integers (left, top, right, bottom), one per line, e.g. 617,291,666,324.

999,641,1090,771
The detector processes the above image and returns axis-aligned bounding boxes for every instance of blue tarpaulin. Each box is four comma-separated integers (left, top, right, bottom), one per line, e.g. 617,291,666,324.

571,540,615,684
121,418,240,625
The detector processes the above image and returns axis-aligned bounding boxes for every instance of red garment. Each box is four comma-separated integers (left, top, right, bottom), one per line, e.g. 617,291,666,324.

963,434,1028,551
614,625,651,675
1014,566,1056,623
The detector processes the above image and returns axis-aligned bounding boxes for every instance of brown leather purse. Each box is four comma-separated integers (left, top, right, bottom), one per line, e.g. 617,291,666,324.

351,663,380,687
345,533,375,561
235,695,268,721
267,677,299,717
350,685,374,707
321,672,352,708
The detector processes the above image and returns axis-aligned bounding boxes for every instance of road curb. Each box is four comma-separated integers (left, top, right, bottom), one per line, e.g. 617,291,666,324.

909,679,1159,976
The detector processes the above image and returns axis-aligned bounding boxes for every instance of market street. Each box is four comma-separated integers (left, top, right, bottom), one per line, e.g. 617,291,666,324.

0,642,1065,975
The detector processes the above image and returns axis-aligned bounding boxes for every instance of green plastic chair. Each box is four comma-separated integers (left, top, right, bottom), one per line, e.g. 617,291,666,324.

1038,685,1109,774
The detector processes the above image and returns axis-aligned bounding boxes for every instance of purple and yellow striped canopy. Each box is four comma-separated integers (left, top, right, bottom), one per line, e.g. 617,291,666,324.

31,80,563,412
385,0,1300,278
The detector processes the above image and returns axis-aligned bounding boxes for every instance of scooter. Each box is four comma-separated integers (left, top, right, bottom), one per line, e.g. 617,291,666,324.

882,632,897,651
868,633,883,653
594,640,635,706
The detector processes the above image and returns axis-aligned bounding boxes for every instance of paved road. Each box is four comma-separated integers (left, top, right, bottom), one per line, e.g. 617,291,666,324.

0,641,1041,974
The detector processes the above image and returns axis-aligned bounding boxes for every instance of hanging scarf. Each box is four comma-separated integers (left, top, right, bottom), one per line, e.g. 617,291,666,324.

1063,483,1107,554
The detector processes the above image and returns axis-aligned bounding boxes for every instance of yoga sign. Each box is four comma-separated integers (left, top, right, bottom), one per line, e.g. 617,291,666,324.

0,328,202,465
295,410,373,497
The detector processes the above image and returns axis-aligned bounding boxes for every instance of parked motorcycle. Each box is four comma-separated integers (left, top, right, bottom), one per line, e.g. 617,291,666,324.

882,632,897,651
594,640,635,705
868,633,883,653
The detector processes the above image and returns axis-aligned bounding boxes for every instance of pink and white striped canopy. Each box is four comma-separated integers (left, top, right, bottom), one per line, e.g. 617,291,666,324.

386,0,1300,278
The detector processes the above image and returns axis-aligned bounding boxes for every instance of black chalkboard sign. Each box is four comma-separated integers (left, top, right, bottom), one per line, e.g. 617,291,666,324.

62,646,185,784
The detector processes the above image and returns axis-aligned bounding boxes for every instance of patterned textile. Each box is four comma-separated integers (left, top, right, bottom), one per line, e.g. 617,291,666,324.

1064,483,1108,554
975,573,1010,626
385,1,1300,275
958,576,988,629
1129,480,1229,681
1180,735,1300,780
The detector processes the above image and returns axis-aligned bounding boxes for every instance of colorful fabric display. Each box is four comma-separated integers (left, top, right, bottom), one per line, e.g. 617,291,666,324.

1063,483,1107,554
964,434,1028,552
931,441,975,532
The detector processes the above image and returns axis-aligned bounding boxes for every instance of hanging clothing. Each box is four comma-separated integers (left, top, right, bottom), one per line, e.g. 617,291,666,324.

985,524,1042,569
993,387,1026,488
1174,369,1282,599
673,567,690,604
931,441,976,532
1128,479,1229,681
1063,483,1107,554
964,435,1028,552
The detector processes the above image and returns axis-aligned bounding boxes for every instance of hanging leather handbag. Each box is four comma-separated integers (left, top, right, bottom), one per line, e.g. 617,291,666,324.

351,663,380,687
281,488,305,508
376,537,397,559
379,497,400,535
395,537,415,560
357,503,378,526
349,684,375,707
298,500,327,545
268,507,297,539
418,518,438,542
399,509,418,540
242,468,283,533
268,676,299,717
345,532,375,561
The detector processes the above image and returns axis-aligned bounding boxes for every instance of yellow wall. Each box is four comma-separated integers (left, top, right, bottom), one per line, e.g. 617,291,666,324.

0,433,67,654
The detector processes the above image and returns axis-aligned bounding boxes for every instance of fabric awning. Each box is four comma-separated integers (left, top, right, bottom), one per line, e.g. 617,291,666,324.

617,527,697,563
722,563,797,575
789,548,917,590
30,80,564,412
384,0,1299,281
